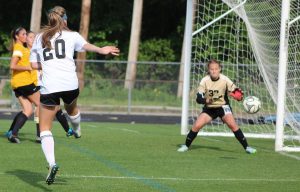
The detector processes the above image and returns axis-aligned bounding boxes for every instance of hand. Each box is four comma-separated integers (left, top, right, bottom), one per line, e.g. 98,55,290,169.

99,46,120,56
229,88,243,101
206,98,213,104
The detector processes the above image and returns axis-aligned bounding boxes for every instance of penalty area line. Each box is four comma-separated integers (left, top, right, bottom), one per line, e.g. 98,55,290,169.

57,174,300,182
0,172,299,182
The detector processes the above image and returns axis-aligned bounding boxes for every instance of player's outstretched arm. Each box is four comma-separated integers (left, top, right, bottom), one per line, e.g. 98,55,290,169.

83,43,120,56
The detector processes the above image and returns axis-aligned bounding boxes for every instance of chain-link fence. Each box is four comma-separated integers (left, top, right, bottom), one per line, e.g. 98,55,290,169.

0,57,182,115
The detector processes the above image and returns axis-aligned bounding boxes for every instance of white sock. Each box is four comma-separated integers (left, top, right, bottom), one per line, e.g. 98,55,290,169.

68,112,81,132
40,131,55,167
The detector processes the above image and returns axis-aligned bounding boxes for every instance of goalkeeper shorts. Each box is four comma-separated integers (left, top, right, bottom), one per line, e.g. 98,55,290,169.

202,105,232,119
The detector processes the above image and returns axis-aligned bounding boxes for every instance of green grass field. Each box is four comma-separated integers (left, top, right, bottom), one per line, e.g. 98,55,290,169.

1,120,300,192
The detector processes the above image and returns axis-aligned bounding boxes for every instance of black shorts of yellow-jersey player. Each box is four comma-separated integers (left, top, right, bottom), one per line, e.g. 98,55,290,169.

13,83,40,98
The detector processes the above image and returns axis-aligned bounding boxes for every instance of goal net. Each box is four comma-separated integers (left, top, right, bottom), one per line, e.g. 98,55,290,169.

181,0,300,151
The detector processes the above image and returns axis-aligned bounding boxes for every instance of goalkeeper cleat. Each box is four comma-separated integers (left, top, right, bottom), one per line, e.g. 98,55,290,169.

177,145,189,152
46,164,59,185
245,146,257,154
66,128,74,137
8,135,20,144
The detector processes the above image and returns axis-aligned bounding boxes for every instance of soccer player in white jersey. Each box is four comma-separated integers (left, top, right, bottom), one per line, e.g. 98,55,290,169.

177,59,256,154
28,31,75,140
30,6,119,185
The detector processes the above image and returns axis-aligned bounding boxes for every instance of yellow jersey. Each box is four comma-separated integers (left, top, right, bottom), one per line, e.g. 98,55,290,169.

10,43,35,89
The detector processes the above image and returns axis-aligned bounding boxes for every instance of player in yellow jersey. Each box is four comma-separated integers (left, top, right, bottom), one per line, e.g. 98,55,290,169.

177,59,256,154
5,27,40,143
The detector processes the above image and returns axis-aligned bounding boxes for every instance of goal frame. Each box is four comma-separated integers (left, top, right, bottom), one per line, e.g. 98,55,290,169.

181,0,300,152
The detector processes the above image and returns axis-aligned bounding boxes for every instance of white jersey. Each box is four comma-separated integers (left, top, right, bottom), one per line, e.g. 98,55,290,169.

30,31,87,94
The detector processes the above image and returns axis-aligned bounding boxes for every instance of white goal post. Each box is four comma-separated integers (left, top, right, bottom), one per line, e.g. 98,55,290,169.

181,0,300,152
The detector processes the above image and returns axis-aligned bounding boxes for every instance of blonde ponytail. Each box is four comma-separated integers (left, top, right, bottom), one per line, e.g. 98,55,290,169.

41,6,70,49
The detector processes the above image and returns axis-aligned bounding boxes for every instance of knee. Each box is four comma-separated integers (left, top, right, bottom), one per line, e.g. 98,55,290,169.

192,124,202,132
23,108,33,117
228,124,239,132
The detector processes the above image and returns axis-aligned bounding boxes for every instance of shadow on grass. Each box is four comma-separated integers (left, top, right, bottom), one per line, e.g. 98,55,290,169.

176,143,236,153
6,169,66,191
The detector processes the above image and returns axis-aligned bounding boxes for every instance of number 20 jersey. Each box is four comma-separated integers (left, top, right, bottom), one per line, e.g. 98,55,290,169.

30,31,87,94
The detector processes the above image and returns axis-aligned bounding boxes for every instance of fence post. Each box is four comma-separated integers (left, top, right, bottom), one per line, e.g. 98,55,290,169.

127,80,132,114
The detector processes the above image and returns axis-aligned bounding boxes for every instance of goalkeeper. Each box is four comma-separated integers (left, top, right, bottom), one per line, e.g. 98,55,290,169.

178,59,256,154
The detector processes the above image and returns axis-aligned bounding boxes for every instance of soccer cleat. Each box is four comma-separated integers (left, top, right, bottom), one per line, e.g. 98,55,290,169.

66,128,74,137
245,146,257,154
36,136,41,143
177,145,189,152
4,130,12,138
46,164,59,185
73,128,81,138
8,135,20,144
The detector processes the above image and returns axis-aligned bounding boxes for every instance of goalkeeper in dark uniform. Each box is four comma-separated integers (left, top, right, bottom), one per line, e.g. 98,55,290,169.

178,59,256,154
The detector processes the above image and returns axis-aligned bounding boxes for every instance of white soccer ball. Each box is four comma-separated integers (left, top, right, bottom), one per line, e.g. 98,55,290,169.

243,96,261,114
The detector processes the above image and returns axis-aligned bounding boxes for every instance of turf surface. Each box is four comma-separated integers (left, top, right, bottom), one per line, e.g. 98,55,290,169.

0,120,299,192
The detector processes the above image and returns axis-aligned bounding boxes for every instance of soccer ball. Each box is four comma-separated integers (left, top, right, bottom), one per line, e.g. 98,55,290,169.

243,96,261,114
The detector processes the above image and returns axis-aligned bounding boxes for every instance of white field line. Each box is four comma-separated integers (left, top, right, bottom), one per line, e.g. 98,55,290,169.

200,136,300,160
119,128,140,134
279,152,300,160
60,175,300,182
85,124,97,128
108,127,140,134
1,172,299,182
201,137,226,143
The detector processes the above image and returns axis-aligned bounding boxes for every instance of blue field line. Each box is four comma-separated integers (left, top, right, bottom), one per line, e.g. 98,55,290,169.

57,140,176,192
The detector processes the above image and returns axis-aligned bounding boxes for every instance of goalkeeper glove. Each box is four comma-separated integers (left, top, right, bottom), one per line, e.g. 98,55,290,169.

196,92,206,104
229,88,243,101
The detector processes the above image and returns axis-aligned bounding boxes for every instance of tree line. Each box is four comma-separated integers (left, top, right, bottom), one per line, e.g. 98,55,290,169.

0,0,186,92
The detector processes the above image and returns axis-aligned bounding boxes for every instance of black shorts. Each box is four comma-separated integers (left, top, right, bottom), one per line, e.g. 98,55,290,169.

13,83,40,98
202,105,232,119
40,88,79,106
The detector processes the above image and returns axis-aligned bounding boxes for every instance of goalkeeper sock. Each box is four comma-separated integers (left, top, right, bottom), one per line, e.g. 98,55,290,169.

233,129,248,149
185,130,198,147
56,109,70,133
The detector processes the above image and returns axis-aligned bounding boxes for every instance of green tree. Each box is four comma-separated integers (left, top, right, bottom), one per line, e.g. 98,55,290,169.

138,39,177,80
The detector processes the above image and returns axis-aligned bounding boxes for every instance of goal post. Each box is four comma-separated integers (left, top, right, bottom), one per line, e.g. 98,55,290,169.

276,0,300,152
275,0,290,152
181,0,194,135
181,0,300,152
